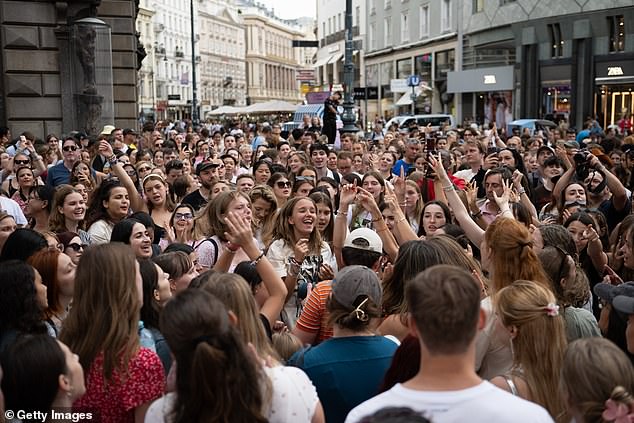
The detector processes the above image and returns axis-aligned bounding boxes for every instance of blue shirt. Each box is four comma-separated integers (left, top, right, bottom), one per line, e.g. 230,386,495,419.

392,159,413,176
289,336,397,423
46,162,72,187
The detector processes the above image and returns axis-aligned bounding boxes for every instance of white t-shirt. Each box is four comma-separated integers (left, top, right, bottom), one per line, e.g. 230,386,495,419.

345,381,554,423
453,168,477,183
0,196,27,225
266,238,336,278
87,219,114,245
145,365,319,423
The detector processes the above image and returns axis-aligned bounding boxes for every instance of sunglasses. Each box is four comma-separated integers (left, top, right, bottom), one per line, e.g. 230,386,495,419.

138,166,151,173
67,243,84,252
175,212,193,221
126,169,137,176
63,146,78,152
276,181,291,189
155,143,164,148
14,159,30,165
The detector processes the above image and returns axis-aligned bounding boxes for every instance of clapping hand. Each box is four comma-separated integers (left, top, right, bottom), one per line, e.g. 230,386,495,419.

223,211,254,248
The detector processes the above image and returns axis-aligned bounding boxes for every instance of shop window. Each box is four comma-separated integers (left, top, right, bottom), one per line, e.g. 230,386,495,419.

608,15,625,52
473,0,484,13
548,23,563,58
420,5,429,38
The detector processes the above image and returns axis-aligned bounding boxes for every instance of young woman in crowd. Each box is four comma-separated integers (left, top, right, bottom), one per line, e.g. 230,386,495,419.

27,249,76,336
418,200,451,238
561,337,634,423
310,191,334,248
56,231,84,266
193,190,255,271
378,151,397,181
49,185,91,245
249,185,278,247
60,243,165,422
267,196,337,302
402,180,424,234
269,172,292,208
292,177,316,199
26,184,55,233
564,211,607,317
145,289,323,422
288,151,308,175
111,218,154,259
348,171,386,230
153,251,198,293
11,165,37,214
160,203,196,250
1,334,86,417
103,140,175,245
139,259,172,373
491,280,568,421
69,160,98,200
253,159,273,185
0,227,48,262
85,179,130,244
0,260,48,352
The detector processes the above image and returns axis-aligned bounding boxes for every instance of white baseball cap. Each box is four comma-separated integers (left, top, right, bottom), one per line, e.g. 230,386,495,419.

343,228,383,254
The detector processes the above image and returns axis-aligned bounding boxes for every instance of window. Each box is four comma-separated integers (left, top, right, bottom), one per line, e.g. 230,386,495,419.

608,15,625,52
441,0,452,31
369,23,376,50
370,0,376,14
401,13,409,42
385,0,391,9
328,17,332,34
322,22,325,38
473,0,484,13
355,6,360,27
548,23,563,58
419,5,429,38
384,17,391,46
338,13,342,31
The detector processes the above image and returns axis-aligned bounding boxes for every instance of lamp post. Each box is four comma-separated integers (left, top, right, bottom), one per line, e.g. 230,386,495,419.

340,0,358,134
190,0,198,125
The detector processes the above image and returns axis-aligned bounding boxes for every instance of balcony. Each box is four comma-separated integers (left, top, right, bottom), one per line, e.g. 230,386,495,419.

322,26,361,47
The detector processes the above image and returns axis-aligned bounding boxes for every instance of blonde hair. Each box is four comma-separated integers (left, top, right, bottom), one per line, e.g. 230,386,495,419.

199,273,278,360
270,197,322,256
272,332,303,363
561,338,634,423
495,280,567,421
249,185,278,246
405,180,423,225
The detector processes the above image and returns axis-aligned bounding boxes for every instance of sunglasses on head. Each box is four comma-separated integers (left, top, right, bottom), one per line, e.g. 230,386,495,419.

67,243,84,252
14,159,30,165
138,166,151,172
276,181,291,189
63,145,78,152
295,176,315,182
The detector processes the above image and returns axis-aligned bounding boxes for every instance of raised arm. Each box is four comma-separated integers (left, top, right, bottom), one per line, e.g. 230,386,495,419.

356,187,399,261
224,211,287,327
333,182,356,269
99,140,147,213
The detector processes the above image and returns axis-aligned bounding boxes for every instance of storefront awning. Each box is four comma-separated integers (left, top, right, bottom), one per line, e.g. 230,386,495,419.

395,92,413,106
328,52,344,64
447,65,514,93
313,55,332,68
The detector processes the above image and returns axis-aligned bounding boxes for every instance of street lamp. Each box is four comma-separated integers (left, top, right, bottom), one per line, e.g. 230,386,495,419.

190,0,198,125
340,0,358,134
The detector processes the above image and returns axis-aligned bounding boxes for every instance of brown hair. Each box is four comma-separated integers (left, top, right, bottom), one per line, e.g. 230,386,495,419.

193,190,250,241
27,250,62,320
48,185,84,232
59,243,140,381
406,264,481,354
270,196,322,255
495,280,568,420
161,289,269,422
484,218,550,292
561,337,634,423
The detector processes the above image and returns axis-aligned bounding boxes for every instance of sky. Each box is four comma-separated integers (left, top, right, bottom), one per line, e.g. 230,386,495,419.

257,0,316,20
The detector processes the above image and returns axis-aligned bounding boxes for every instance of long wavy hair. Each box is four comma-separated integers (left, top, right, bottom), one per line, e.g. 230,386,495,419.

161,289,270,423
59,243,140,381
49,185,84,232
309,191,334,245
27,250,64,320
382,236,485,317
350,171,386,228
484,218,550,293
270,196,322,255
404,180,424,226
0,260,46,335
495,280,567,421
193,190,251,241
85,179,127,228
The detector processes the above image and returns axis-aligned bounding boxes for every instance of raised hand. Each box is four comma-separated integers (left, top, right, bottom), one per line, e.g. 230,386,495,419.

428,152,450,184
393,165,406,200
493,179,512,211
339,181,357,208
223,211,254,248
99,140,114,157
356,186,380,215
293,238,310,263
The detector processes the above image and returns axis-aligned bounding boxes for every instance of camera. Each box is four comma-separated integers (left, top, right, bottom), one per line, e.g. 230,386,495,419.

574,150,591,180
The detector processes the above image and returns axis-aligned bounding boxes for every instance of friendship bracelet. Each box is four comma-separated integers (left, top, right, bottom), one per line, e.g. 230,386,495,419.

442,185,455,192
251,252,265,266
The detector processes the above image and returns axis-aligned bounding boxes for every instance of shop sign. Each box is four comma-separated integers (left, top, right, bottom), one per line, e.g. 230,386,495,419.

484,75,497,84
608,67,624,76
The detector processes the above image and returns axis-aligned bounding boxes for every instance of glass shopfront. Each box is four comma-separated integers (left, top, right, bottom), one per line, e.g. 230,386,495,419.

594,60,634,129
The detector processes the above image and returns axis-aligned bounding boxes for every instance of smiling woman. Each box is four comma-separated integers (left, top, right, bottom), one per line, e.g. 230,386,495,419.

111,218,153,259
49,185,91,245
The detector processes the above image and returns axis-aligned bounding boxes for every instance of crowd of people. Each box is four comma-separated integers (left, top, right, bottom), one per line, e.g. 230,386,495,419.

0,114,634,422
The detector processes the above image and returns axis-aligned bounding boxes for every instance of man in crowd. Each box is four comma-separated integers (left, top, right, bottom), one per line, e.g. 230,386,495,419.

47,136,83,187
181,160,220,211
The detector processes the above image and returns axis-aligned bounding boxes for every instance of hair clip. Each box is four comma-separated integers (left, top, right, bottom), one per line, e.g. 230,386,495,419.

544,303,559,317
353,298,370,322
602,398,634,423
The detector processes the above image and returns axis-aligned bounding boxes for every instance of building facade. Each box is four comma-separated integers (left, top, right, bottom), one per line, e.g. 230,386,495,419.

240,3,305,104
136,0,155,122
197,1,247,117
0,0,141,137
450,0,634,129
363,0,458,121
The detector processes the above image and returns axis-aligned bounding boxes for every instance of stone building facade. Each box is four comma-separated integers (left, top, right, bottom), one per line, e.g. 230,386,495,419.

0,0,140,138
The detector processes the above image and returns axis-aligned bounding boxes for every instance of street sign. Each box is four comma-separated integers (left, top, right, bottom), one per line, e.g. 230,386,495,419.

296,69,316,82
367,86,380,99
330,83,344,92
407,75,421,87
390,79,408,93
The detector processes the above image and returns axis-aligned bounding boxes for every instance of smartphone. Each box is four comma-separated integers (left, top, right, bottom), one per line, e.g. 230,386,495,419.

426,138,436,154
487,146,499,156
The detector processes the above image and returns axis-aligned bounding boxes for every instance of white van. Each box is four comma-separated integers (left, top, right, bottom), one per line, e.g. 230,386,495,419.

386,114,456,133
